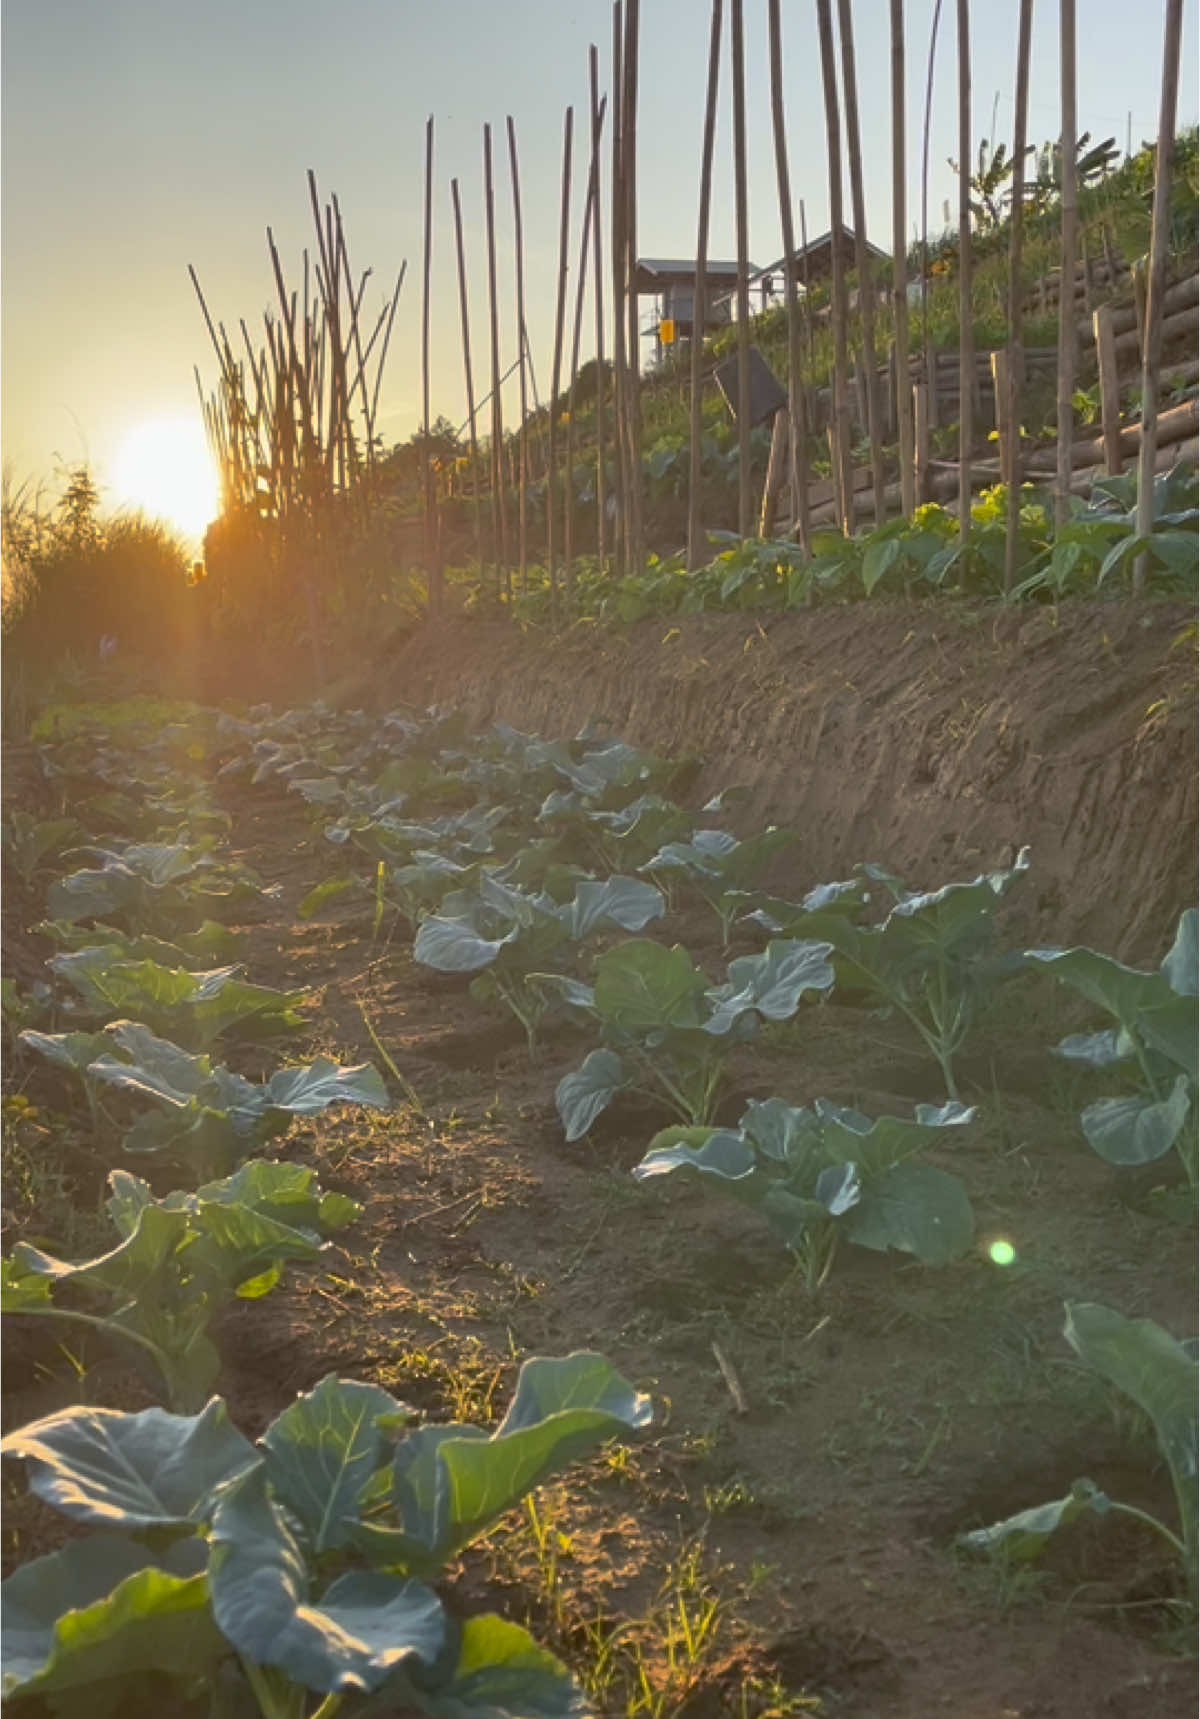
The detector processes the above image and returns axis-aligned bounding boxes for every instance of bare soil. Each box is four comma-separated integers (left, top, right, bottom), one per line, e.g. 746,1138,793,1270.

4,601,1198,1718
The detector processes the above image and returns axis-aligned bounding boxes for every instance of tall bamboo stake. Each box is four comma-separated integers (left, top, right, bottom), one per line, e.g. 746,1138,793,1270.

1134,0,1185,593
816,0,854,534
799,199,815,372
483,123,509,597
506,117,530,592
610,2,627,572
730,0,752,539
1055,0,1077,527
589,45,608,567
565,95,608,596
767,0,809,551
1003,0,1034,595
622,0,644,573
920,0,946,422
421,116,441,613
451,179,484,577
836,0,885,525
547,106,575,616
688,0,724,571
956,0,972,538
890,1,915,516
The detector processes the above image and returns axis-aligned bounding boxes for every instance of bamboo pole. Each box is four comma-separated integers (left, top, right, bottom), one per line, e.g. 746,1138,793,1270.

483,123,509,598
1003,0,1033,596
588,45,608,568
731,0,753,539
815,0,854,535
1094,304,1123,475
955,0,972,537
1055,0,1078,526
622,0,644,573
547,106,575,617
799,199,815,373
420,117,441,614
914,380,930,501
836,0,885,525
610,2,627,572
687,0,723,571
767,0,809,552
506,117,530,593
890,0,915,517
1134,0,1185,593
920,0,946,427
565,95,608,598
450,178,484,578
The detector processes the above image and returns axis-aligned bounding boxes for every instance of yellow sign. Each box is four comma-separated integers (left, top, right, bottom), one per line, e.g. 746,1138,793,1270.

660,318,676,346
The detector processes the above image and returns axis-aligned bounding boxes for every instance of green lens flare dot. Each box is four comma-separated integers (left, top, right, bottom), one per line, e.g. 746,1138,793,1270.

988,1239,1017,1267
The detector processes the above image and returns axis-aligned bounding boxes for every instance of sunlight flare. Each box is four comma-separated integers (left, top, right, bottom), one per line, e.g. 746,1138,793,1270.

113,416,219,540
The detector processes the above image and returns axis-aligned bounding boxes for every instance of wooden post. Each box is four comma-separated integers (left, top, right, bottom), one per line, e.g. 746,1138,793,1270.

1132,254,1149,361
816,0,854,536
990,349,1011,483
799,198,815,373
688,0,723,571
450,178,484,579
891,0,915,517
759,408,790,537
920,0,946,434
913,381,930,502
1135,0,1185,593
506,117,530,592
767,0,809,551
610,2,627,573
956,0,972,539
483,124,509,597
565,94,607,601
1055,0,1078,526
622,0,644,575
588,46,608,567
421,116,442,614
837,0,885,524
1093,305,1123,475
1003,0,1034,596
547,106,574,617
731,0,753,539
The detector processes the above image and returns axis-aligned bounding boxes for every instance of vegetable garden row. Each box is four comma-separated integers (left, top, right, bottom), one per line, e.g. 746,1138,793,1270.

1,693,1196,1715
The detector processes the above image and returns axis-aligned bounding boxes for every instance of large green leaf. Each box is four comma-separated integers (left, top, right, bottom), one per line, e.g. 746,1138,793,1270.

812,1098,976,1177
412,1613,586,1719
414,915,519,973
262,1057,391,1115
1025,943,1167,1028
958,1477,1111,1561
555,1049,626,1143
1,1534,219,1699
592,940,708,1032
1161,909,1199,998
704,938,834,1033
49,950,305,1047
563,875,664,938
17,1027,110,1077
390,1353,651,1567
209,1464,447,1696
261,1376,414,1554
1080,1078,1193,1165
845,1161,974,1265
0,1398,255,1530
1064,1302,1198,1565
632,1129,755,1184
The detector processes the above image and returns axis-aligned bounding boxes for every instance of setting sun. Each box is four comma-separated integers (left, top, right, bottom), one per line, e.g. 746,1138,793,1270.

113,416,219,541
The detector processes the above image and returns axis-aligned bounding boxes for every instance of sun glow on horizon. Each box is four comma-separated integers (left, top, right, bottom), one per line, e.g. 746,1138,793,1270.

113,417,219,542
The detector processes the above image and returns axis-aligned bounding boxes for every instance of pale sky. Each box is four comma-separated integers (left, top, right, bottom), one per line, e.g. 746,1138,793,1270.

3,0,1197,537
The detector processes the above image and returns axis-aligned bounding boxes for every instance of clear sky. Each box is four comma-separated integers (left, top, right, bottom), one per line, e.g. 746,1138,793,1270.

3,0,1197,537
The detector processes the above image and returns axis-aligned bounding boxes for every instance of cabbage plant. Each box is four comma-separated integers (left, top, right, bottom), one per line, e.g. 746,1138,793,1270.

546,937,835,1140
959,1303,1198,1615
641,826,796,943
47,948,306,1048
2,1161,360,1413
1,1353,651,1717
634,1097,976,1291
1028,909,1197,1197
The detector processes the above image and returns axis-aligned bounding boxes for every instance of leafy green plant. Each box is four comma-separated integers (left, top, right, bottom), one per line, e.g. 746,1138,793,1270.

47,840,279,935
1028,909,1197,1196
545,937,835,1140
2,1160,360,1412
959,1303,1198,1615
47,948,306,1047
1,1353,652,1716
753,850,1030,1100
634,1097,976,1292
414,872,665,1050
1,813,80,886
641,826,795,944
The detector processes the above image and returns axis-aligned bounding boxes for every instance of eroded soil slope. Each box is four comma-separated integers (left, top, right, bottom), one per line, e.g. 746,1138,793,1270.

372,600,1197,961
